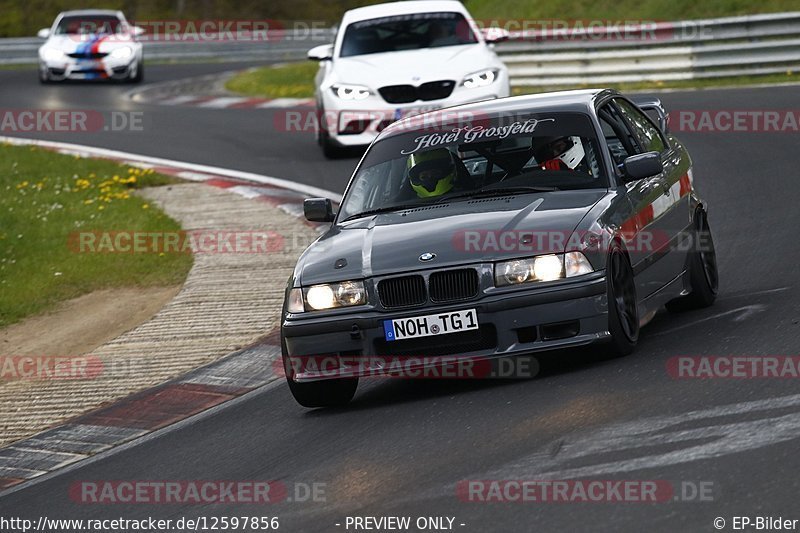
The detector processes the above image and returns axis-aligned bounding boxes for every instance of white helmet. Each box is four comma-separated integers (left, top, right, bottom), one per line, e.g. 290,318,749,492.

535,136,585,170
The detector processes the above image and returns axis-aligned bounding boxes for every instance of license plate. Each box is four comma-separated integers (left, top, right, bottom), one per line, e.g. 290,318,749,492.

383,309,478,341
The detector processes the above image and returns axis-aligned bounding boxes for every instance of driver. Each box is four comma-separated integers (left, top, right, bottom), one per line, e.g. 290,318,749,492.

533,136,586,172
406,148,460,198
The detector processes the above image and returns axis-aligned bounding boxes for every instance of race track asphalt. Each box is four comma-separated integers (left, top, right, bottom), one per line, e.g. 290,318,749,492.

1,63,799,532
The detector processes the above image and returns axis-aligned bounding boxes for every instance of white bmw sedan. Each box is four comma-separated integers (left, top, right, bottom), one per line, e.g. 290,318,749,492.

308,0,511,158
37,10,144,84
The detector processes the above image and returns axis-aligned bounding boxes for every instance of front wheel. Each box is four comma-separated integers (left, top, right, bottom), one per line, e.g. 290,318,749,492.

129,60,143,83
606,243,639,357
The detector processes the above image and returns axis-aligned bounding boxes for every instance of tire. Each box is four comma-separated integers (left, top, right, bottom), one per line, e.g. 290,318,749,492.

281,337,357,408
38,66,51,84
666,209,718,312
319,127,346,159
129,60,143,83
606,242,639,357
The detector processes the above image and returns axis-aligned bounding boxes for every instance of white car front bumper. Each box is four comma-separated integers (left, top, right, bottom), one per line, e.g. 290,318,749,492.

319,72,511,147
40,54,138,81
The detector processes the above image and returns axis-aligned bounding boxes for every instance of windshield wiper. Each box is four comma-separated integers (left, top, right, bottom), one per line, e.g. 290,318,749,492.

435,186,559,203
340,204,426,222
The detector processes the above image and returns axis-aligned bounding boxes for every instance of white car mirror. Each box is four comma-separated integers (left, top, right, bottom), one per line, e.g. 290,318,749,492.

37,28,50,39
482,27,510,43
131,25,145,37
307,44,333,61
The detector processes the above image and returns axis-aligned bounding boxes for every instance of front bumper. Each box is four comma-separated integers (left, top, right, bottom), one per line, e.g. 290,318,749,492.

40,56,137,81
319,74,510,147
282,272,609,382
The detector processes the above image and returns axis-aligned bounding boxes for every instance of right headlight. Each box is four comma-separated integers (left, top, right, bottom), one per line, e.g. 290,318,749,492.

462,69,499,89
42,48,66,62
291,280,367,312
495,252,593,287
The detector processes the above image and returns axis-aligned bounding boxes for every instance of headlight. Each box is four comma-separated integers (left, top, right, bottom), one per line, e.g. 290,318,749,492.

303,281,367,311
495,253,594,286
564,251,594,277
462,69,498,89
110,46,133,59
42,48,65,62
331,84,371,101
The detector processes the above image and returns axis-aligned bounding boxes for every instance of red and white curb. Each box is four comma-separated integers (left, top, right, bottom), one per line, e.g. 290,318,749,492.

0,136,337,493
141,94,314,109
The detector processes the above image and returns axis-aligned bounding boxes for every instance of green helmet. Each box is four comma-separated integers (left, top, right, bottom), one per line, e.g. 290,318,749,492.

407,149,456,198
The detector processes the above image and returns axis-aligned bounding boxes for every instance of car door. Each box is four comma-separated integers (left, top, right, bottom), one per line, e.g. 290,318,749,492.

596,100,673,299
614,98,691,290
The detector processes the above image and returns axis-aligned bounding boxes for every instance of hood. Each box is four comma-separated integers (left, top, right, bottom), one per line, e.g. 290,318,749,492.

328,44,499,88
42,34,134,54
297,190,608,285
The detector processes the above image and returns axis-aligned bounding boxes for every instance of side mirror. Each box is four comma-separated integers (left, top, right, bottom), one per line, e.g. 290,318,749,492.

622,151,663,182
482,27,510,43
131,25,145,37
37,28,50,39
307,44,333,61
304,198,335,222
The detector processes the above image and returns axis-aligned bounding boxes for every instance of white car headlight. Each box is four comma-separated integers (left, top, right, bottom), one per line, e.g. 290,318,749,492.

496,253,594,287
462,69,498,89
302,281,367,311
42,48,66,62
110,46,133,59
331,84,371,101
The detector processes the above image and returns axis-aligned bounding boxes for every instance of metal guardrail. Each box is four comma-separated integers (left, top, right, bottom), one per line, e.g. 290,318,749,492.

2,12,800,86
495,11,800,85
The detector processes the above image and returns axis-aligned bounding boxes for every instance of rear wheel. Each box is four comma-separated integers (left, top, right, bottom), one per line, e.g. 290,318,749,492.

606,243,639,357
666,209,718,311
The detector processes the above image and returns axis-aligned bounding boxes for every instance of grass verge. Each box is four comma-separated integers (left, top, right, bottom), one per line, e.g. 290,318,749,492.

225,62,318,98
0,144,193,328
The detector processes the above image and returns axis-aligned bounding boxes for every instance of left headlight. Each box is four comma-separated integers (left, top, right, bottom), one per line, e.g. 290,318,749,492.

42,48,66,62
293,281,367,312
331,84,371,101
462,69,498,89
495,252,593,287
110,46,133,59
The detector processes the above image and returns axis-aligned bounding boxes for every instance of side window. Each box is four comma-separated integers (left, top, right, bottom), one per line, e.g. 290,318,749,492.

615,99,667,154
597,103,639,171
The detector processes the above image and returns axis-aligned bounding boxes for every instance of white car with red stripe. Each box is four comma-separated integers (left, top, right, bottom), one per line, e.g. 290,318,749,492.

37,10,144,83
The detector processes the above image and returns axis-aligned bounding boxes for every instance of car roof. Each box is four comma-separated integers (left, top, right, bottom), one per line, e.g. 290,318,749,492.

56,10,123,18
342,1,468,25
379,89,617,138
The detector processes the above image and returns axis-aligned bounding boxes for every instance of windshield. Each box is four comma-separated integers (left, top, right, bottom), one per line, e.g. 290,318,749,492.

338,112,607,222
339,12,479,57
55,15,123,35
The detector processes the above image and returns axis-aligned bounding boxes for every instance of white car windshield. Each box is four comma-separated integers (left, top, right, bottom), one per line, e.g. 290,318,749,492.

55,15,123,35
338,112,608,222
340,12,479,57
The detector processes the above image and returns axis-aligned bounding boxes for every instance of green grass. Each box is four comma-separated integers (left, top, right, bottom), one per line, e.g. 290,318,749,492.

225,63,318,98
226,61,800,101
464,0,799,21
0,144,193,328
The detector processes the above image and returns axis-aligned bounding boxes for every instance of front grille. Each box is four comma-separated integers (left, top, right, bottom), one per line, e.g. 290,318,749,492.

374,324,497,357
429,269,479,303
378,80,455,104
378,275,426,308
67,52,108,59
